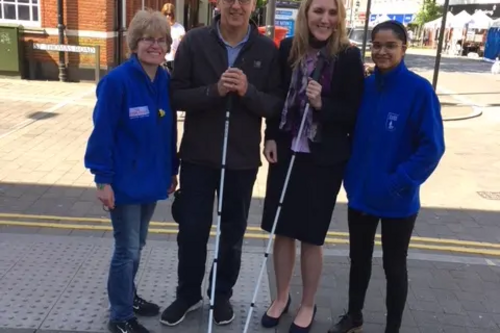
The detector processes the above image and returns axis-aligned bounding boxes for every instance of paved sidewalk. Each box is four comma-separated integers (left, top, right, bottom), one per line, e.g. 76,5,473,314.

0,234,271,333
1,234,500,333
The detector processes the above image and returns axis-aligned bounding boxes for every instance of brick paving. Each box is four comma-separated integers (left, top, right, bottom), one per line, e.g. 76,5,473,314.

0,54,499,332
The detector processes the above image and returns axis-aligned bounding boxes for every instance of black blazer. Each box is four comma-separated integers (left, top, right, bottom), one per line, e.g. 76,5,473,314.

264,37,365,166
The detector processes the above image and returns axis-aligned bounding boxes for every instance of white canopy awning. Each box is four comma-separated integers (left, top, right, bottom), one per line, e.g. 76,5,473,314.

449,10,473,29
469,10,492,29
424,12,454,29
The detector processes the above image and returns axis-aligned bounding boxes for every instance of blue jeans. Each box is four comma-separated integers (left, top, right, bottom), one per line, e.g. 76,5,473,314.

108,203,156,322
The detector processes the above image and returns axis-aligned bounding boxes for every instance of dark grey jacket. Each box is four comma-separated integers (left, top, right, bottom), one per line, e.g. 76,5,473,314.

170,16,283,170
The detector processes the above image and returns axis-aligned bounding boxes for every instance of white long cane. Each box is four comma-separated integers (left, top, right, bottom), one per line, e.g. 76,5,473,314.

242,57,327,333
207,94,233,333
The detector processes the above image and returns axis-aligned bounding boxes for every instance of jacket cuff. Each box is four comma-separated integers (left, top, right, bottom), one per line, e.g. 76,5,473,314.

206,83,220,98
94,174,112,184
243,83,258,100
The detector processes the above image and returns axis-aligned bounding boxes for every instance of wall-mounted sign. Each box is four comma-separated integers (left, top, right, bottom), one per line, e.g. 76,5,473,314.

275,6,299,38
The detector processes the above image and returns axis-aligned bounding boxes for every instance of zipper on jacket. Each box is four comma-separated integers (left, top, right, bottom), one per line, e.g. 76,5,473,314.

360,90,384,198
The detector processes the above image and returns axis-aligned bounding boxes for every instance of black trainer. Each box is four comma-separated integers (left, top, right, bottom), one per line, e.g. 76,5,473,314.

133,295,160,317
328,313,363,333
159,298,203,326
214,298,235,326
108,318,150,333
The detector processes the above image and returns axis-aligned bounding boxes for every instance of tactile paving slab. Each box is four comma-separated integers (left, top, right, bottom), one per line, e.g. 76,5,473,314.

0,240,94,329
0,235,272,332
0,241,32,278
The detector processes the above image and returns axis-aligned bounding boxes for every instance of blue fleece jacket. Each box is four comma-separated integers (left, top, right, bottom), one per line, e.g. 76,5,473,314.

84,55,179,205
343,60,445,218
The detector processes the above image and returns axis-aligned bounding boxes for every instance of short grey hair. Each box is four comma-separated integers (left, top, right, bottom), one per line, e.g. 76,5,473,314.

127,9,172,53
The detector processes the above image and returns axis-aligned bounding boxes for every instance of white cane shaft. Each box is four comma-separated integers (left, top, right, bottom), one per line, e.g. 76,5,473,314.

208,110,231,333
243,104,312,332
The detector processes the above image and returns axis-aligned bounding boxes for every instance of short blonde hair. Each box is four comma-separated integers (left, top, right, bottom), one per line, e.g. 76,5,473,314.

127,9,172,52
161,3,175,19
289,0,350,68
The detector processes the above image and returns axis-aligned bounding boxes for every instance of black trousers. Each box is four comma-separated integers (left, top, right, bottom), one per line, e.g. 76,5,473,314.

176,161,257,303
347,208,417,333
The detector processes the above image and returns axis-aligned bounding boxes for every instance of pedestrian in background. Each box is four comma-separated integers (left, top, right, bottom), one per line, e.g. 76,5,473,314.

259,0,364,331
160,0,283,327
329,20,445,333
84,9,177,333
161,3,185,72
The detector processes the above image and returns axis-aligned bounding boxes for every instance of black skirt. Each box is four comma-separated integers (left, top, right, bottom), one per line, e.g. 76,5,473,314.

261,151,345,246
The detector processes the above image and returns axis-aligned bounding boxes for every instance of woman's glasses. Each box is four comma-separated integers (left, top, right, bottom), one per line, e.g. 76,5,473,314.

372,42,405,52
139,37,168,48
222,0,253,5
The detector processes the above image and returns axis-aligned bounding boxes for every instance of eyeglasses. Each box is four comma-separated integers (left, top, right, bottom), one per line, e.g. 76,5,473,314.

139,37,168,48
222,0,253,5
372,42,405,52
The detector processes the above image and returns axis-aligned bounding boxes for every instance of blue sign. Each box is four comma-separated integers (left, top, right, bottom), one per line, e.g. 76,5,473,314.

370,14,415,24
275,7,298,38
276,19,295,37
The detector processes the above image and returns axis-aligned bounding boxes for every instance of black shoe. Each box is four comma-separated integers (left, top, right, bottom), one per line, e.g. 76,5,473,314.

133,295,160,317
108,318,149,333
214,298,235,326
289,305,317,333
159,298,203,326
328,313,363,333
261,295,292,328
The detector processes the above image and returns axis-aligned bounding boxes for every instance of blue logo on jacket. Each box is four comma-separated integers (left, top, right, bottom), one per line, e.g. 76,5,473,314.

385,112,399,132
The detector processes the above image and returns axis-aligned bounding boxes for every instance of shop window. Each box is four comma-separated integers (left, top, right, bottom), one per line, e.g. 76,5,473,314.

0,0,40,26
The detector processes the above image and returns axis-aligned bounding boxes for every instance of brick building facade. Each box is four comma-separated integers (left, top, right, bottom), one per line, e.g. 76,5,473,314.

0,0,202,81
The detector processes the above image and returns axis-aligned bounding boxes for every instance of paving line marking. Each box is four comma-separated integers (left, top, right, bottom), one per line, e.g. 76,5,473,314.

485,258,497,266
2,221,500,256
0,94,95,106
0,88,95,140
1,213,498,249
323,249,500,267
438,86,485,108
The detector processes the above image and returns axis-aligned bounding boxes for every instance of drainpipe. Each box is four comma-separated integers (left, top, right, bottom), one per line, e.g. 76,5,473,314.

57,0,67,81
121,0,127,61
142,0,145,10
115,0,122,66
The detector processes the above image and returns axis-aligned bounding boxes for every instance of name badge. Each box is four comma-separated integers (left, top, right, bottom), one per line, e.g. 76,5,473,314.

129,106,150,119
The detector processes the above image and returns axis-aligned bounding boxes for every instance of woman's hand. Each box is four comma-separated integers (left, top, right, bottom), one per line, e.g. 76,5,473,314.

168,175,178,195
306,79,322,110
97,184,115,210
264,140,278,164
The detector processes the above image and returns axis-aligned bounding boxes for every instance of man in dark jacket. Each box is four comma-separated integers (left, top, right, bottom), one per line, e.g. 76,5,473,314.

159,0,283,327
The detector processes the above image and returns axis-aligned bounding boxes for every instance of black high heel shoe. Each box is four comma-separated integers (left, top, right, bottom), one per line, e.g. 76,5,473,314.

288,305,317,333
261,295,292,328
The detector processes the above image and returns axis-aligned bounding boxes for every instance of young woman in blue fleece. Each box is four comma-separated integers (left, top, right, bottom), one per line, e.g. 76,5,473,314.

329,21,445,333
83,10,178,333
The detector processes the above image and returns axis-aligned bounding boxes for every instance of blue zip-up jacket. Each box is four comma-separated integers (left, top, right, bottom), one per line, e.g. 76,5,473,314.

84,55,179,205
343,60,445,218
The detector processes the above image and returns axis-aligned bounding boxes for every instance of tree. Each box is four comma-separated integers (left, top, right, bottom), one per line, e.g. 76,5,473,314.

414,0,443,26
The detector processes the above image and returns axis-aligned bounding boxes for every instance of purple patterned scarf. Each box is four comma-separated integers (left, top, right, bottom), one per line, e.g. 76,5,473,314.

279,50,335,142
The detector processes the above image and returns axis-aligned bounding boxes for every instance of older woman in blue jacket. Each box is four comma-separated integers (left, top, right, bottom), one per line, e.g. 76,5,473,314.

329,21,445,333
84,9,177,333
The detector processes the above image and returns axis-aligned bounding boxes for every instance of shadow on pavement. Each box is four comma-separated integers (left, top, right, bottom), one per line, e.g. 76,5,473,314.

1,181,500,245
405,54,492,74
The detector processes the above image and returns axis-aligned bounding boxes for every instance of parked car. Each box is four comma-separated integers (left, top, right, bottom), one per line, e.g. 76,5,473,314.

347,27,372,50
